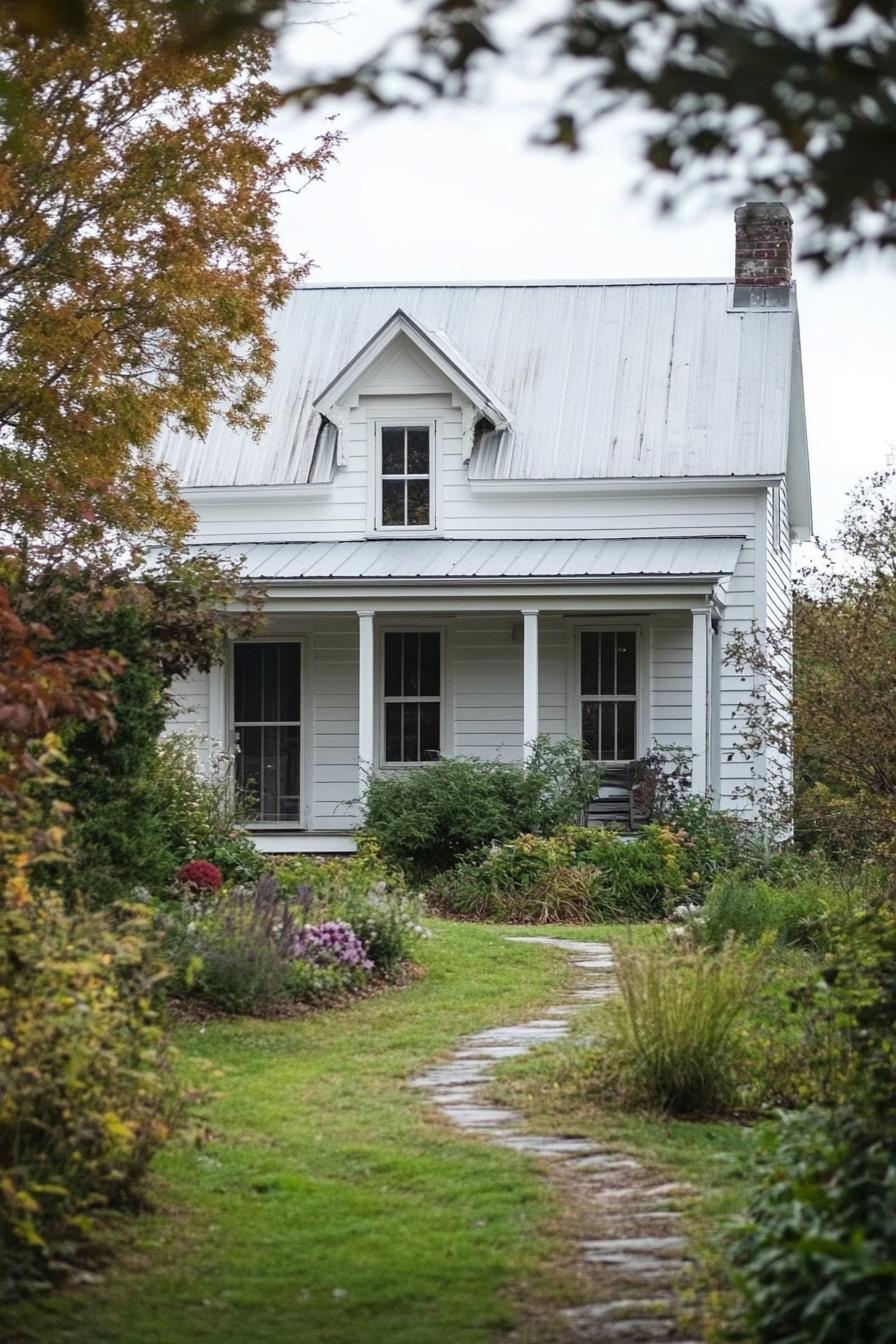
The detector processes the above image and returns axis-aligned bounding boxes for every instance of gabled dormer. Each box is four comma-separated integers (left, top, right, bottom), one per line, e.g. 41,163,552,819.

312,308,512,533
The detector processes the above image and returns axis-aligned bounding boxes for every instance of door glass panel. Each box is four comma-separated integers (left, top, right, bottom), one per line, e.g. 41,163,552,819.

599,633,615,696
234,643,301,823
599,701,616,761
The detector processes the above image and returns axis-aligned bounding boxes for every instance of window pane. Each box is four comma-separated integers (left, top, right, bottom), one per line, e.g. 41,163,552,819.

384,633,403,697
234,644,263,722
582,701,600,759
236,725,262,818
277,643,301,721
262,725,280,819
278,724,301,821
420,701,440,759
599,702,616,761
419,632,440,696
580,632,600,696
406,479,430,526
382,479,405,526
403,632,420,696
616,634,636,696
403,702,419,762
599,633,616,696
382,426,404,475
616,701,636,761
385,702,402,762
406,427,429,474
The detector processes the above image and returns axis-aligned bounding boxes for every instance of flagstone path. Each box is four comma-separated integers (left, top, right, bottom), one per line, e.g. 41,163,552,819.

409,937,703,1343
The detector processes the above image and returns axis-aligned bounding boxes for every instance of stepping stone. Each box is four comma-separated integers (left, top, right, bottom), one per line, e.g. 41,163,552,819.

466,1025,567,1043
572,1319,678,1340
580,1250,692,1277
438,1104,521,1129
569,1154,642,1172
408,1060,492,1088
573,958,616,970
582,1236,687,1254
638,1183,698,1199
455,1044,531,1059
563,1296,674,1322
495,1135,598,1158
504,937,612,953
599,1212,684,1225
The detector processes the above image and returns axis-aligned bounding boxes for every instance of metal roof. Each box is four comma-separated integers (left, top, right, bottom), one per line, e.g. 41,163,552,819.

198,536,744,583
156,281,800,491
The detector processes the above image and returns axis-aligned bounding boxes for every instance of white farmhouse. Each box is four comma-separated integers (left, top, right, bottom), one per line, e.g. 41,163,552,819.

162,203,811,853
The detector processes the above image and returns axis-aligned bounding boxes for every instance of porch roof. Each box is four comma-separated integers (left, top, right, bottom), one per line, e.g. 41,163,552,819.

204,536,744,583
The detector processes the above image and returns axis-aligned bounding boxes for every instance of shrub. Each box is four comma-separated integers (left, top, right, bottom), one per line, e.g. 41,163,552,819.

566,824,693,919
362,737,603,876
176,859,223,893
590,935,766,1114
0,896,181,1295
431,825,694,922
169,876,304,1014
275,841,424,975
729,1106,896,1344
293,920,373,973
698,875,860,951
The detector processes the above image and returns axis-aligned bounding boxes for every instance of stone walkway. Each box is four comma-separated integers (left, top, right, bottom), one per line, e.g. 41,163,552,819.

409,936,702,1343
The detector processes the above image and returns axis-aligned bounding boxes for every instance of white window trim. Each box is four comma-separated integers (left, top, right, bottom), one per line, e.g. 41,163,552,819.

368,416,440,535
375,620,452,769
565,620,650,762
229,636,312,831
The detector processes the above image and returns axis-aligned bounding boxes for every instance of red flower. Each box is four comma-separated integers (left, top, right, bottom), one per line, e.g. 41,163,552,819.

176,860,223,892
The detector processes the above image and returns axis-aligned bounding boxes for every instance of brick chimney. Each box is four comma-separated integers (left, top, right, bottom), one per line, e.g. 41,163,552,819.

733,201,793,308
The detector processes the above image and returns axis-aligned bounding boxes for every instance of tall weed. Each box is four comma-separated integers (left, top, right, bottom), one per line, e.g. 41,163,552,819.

595,935,766,1115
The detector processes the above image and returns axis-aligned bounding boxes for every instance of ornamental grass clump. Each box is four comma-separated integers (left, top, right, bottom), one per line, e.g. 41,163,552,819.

594,935,766,1115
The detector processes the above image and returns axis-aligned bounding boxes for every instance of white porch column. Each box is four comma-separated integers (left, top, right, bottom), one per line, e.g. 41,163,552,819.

522,608,539,764
357,609,376,793
691,606,712,795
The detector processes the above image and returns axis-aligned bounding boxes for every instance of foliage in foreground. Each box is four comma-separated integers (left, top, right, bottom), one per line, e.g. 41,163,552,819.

0,586,180,1297
431,825,696,923
0,898,180,1295
363,738,603,877
729,1106,896,1344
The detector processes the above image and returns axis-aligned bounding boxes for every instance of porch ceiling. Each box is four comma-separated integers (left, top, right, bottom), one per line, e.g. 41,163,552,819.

199,536,744,584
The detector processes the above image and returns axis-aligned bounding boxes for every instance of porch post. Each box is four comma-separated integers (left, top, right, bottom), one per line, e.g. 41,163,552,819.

690,606,711,795
522,608,539,764
358,609,375,794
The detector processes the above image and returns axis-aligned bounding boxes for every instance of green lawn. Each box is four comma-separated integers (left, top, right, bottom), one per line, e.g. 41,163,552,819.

10,922,595,1344
11,920,751,1344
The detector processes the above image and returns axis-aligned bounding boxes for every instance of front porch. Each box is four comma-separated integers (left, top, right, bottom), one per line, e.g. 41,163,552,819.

196,596,721,853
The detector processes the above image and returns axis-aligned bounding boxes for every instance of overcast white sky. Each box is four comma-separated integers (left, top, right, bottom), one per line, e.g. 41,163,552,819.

273,1,895,542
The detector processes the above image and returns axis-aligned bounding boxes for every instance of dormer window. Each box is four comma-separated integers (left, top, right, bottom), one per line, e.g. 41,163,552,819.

379,424,432,528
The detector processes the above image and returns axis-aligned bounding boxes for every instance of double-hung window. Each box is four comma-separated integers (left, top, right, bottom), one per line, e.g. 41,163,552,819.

383,631,441,762
379,425,431,528
233,642,302,823
580,630,637,762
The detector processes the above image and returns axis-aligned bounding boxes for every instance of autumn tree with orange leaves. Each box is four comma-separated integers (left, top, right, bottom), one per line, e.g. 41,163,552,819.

0,0,338,545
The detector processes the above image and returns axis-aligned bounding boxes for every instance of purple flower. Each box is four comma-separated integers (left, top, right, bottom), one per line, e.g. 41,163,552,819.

293,920,373,973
